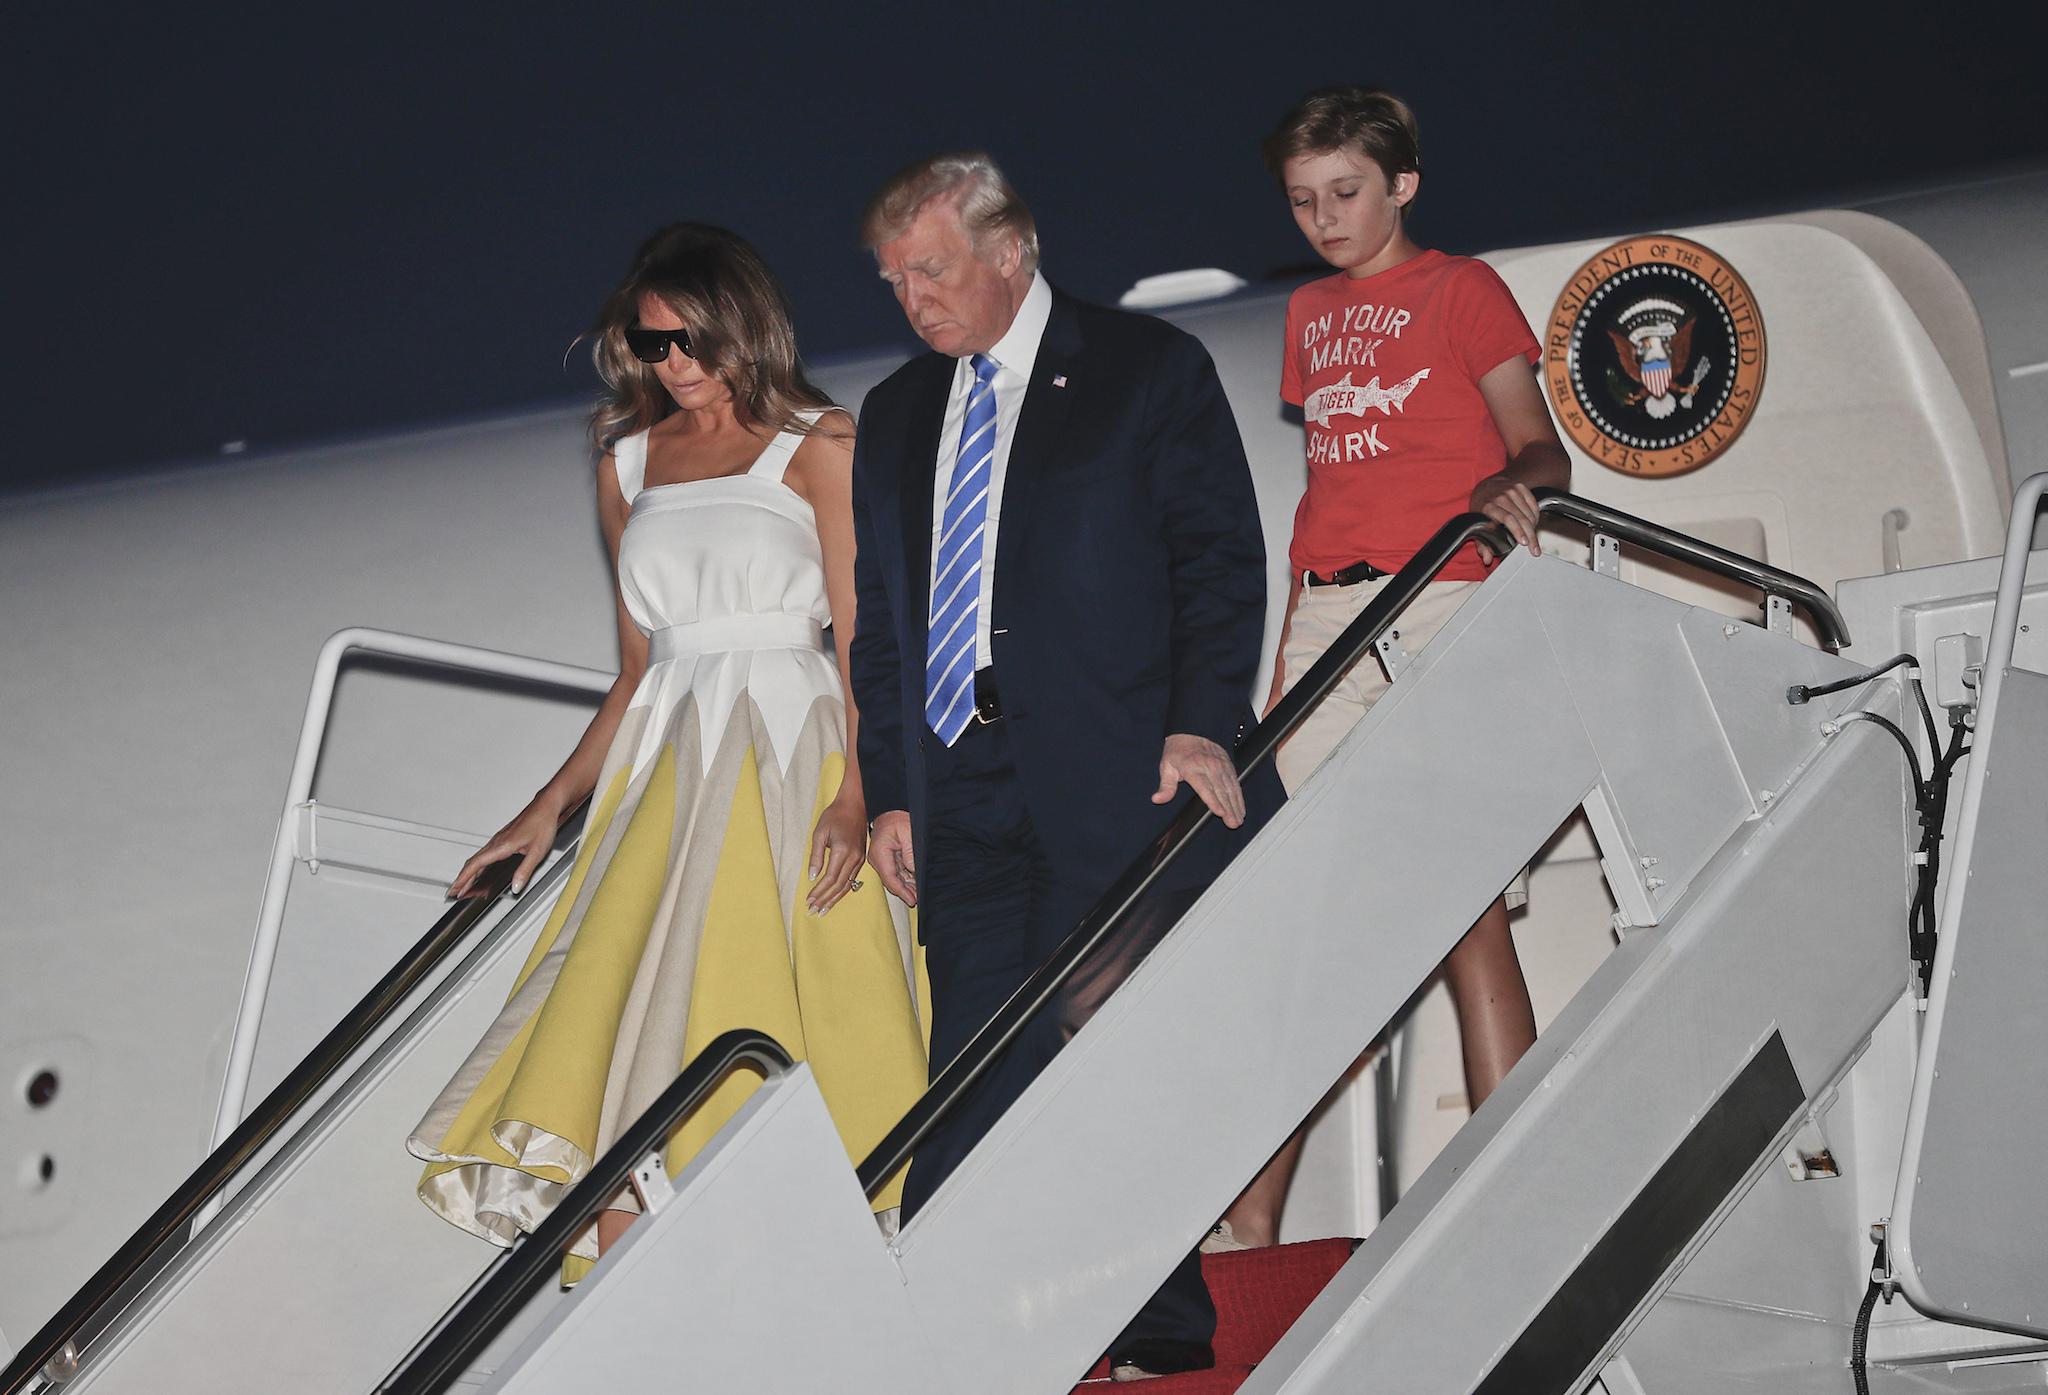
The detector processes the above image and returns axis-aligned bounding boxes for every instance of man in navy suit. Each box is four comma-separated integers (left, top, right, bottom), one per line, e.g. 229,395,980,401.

848,152,1272,1381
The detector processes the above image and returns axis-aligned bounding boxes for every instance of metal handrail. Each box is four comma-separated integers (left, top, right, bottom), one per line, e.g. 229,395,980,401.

1531,488,1852,651
213,627,615,1152
0,818,583,1395
855,509,1515,1194
1966,470,2048,731
376,1029,796,1395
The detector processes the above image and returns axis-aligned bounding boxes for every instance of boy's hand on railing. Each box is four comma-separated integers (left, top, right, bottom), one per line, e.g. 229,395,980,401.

1470,477,1542,559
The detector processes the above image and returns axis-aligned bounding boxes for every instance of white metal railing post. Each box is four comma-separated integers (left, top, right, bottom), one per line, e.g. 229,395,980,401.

1972,472,2048,727
1890,470,2048,1313
205,628,614,1154
1917,471,2048,932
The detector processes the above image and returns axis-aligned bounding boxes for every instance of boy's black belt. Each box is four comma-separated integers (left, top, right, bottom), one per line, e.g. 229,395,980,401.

1302,559,1391,588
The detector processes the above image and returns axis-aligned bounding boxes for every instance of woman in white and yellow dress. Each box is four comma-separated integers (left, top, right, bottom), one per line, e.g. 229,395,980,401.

407,223,925,1276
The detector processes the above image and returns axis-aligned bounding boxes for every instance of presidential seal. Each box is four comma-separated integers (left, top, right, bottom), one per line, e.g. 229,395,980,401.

1544,235,1766,478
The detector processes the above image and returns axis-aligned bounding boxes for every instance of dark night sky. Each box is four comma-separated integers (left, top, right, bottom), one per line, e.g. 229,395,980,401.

7,1,2045,492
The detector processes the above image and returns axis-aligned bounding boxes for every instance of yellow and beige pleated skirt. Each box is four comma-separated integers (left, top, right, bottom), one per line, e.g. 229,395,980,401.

407,689,927,1275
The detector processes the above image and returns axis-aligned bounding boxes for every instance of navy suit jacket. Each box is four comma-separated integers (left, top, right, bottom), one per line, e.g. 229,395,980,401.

849,284,1277,903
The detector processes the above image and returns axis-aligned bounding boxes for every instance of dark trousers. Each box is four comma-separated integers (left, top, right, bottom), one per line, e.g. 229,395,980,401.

903,714,1215,1354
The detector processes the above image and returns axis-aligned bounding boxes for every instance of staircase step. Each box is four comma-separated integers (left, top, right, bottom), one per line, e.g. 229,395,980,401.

1075,1238,1357,1391
1206,1237,1354,1367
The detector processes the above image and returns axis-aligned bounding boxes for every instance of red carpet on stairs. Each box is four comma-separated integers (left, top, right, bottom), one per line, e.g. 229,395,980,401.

1073,1238,1357,1392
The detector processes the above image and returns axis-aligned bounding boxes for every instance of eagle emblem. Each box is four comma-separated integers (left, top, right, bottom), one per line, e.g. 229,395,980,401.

1605,298,1712,420
1547,234,1766,477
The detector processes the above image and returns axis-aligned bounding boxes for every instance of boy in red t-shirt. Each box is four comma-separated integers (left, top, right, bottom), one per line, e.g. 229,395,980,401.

1218,86,1571,1249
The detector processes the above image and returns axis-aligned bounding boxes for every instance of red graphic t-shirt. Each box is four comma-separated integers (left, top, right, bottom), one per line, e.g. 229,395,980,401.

1281,249,1540,582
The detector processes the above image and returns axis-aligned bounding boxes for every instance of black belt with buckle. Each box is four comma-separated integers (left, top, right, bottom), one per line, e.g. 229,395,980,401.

972,668,1004,723
1303,559,1391,588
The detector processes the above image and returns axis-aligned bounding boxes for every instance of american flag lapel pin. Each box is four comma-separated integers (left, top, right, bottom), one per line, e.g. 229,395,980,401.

1052,374,1068,388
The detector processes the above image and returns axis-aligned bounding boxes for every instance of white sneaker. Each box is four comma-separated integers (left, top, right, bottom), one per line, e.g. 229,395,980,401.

1199,1219,1251,1254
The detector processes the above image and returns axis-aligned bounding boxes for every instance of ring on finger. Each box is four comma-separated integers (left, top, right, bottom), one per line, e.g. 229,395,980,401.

848,877,864,891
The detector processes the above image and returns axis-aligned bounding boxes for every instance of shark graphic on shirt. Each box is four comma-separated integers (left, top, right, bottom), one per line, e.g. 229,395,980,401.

1303,368,1431,428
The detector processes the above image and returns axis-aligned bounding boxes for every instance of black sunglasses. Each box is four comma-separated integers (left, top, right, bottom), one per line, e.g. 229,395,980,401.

625,326,695,364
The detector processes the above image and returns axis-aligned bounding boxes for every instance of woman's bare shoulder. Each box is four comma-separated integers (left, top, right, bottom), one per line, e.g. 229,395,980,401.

786,410,855,504
808,405,856,442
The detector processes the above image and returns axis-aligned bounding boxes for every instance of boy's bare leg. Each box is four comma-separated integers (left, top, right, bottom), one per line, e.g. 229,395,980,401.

1212,893,1540,1237
596,1207,635,1254
1221,1128,1306,1248
1443,895,1536,1108
1225,897,1534,1244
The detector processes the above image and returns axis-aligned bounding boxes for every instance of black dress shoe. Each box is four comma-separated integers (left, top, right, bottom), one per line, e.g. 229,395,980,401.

1108,1337,1216,1383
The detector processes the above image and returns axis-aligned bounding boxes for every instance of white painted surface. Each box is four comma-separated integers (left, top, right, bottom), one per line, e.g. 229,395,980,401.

484,1067,942,1395
1252,726,1910,1393
1891,477,2048,1335
53,868,574,1395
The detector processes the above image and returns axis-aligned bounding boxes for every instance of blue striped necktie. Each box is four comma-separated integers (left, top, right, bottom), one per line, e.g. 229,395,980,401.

925,352,1000,745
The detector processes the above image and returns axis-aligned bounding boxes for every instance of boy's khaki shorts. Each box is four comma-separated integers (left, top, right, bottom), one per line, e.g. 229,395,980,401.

1273,574,1529,909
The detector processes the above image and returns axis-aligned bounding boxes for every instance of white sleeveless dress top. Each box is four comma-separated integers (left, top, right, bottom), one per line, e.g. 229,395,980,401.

612,411,839,778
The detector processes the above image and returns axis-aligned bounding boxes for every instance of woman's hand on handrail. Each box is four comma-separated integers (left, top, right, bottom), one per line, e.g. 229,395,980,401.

449,794,565,899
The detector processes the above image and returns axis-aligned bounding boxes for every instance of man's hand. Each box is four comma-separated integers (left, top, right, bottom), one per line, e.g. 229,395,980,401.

1153,733,1245,828
869,809,919,906
1470,475,1542,560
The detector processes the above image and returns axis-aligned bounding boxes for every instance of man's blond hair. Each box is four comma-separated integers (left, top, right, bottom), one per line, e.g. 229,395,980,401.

859,150,1041,272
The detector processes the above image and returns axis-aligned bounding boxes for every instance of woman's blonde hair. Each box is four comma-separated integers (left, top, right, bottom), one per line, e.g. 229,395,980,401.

587,223,835,453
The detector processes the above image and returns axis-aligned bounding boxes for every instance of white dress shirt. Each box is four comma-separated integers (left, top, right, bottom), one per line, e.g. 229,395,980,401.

929,270,1053,670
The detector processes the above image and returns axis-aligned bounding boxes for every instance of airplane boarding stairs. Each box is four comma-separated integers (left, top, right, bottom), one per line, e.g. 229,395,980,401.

9,490,2029,1395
